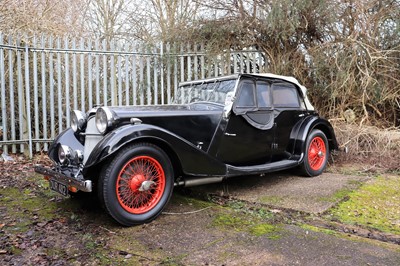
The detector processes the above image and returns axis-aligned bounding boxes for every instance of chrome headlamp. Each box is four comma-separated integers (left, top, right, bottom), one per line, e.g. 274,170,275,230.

71,110,87,132
95,107,115,134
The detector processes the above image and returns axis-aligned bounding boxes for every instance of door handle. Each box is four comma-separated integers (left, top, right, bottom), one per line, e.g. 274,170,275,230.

224,133,237,137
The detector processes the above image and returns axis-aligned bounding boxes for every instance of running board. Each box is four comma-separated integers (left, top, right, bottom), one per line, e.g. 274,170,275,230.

174,159,300,188
226,159,299,177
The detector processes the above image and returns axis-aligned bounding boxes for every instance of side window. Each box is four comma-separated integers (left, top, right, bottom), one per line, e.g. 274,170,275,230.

272,82,300,108
256,81,271,108
236,80,256,107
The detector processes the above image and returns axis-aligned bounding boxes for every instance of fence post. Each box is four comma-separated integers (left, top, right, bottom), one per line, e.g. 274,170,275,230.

102,39,108,106
187,43,191,81
48,35,55,140
166,42,171,104
24,39,33,158
32,35,40,152
124,50,129,106
94,39,100,106
117,42,122,106
110,40,116,106
200,43,205,79
80,38,85,111
173,43,178,102
88,38,93,110
160,42,164,105
0,34,8,154
146,46,151,105
56,37,63,133
64,36,70,126
16,36,25,154
139,46,144,105
72,37,78,110
1,33,267,154
153,45,158,105
132,43,137,106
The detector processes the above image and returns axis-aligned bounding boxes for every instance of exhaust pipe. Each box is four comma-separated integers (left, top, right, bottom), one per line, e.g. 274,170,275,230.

175,176,224,187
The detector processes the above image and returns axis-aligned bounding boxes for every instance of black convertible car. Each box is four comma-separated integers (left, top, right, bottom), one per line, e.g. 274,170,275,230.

35,73,338,226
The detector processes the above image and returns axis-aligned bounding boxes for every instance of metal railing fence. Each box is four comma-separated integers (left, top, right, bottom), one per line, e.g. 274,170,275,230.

0,33,266,158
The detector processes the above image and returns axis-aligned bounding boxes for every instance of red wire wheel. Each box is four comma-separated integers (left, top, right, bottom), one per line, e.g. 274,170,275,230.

116,156,166,214
307,136,327,171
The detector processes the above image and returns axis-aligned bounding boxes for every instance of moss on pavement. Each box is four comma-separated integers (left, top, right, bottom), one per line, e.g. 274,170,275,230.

330,175,400,234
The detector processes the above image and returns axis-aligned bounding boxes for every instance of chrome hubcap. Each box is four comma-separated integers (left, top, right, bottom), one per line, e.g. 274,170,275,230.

139,180,156,192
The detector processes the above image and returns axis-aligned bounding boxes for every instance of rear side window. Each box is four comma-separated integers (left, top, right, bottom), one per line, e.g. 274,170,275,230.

256,81,271,108
236,80,256,107
272,82,300,108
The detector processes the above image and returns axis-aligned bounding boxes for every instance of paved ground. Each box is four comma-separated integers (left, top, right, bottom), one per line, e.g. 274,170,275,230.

153,170,399,265
130,208,400,266
117,170,400,265
191,170,371,213
2,164,399,265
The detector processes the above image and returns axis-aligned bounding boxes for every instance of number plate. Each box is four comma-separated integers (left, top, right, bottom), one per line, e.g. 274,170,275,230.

49,179,68,197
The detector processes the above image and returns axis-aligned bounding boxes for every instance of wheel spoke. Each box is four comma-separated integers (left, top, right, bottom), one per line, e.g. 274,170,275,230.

308,136,326,171
116,156,166,214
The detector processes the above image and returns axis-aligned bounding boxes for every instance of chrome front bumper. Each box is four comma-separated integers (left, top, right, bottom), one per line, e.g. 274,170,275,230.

34,165,92,192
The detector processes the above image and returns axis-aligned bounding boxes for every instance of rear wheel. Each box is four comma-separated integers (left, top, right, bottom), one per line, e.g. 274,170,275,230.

98,143,174,226
300,129,328,177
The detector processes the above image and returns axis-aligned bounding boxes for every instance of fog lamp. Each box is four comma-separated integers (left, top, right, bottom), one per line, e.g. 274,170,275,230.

58,145,72,165
74,150,84,164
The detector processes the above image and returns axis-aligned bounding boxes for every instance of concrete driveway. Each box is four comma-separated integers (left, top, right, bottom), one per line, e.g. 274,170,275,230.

145,170,399,265
2,165,399,265
191,171,371,213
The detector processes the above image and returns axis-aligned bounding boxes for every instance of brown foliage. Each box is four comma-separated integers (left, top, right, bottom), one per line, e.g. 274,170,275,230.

187,0,400,127
0,0,87,36
332,121,400,171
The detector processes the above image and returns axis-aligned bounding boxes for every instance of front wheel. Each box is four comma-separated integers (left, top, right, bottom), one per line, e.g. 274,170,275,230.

98,143,174,226
300,129,329,177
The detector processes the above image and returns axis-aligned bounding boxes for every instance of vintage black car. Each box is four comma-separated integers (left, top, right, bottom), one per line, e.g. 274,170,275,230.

35,73,338,226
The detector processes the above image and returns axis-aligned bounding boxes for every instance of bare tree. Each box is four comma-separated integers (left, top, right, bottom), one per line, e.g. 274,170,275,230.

84,0,134,43
0,0,398,126
0,0,87,36
184,0,399,125
146,0,200,42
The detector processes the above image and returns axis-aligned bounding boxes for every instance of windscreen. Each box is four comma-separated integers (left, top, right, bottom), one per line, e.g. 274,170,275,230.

173,79,237,105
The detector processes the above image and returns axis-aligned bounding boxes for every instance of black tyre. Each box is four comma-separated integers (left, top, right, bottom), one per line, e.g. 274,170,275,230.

300,129,329,177
98,143,174,226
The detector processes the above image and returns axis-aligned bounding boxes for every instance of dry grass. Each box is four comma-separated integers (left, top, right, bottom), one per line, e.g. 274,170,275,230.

332,121,400,171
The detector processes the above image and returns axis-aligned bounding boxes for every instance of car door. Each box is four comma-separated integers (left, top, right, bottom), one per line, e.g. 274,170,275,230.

215,78,276,166
270,81,307,160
